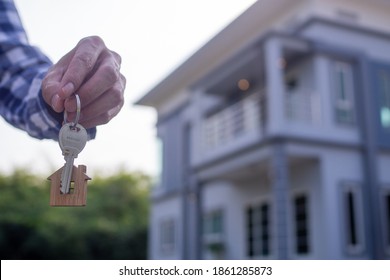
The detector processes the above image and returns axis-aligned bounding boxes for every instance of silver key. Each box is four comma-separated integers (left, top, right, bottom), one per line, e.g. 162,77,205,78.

59,122,88,194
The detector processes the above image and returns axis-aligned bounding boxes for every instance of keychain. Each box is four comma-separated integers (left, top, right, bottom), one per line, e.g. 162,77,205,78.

48,94,91,206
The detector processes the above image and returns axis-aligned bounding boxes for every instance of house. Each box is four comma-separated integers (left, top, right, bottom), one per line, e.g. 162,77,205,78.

136,0,390,259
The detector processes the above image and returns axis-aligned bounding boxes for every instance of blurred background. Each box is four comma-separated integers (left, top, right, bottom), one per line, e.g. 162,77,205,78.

0,170,150,259
0,0,255,176
3,0,390,260
139,0,390,260
0,0,255,259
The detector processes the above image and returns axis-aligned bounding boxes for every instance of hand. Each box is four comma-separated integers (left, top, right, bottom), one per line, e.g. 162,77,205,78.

42,36,126,129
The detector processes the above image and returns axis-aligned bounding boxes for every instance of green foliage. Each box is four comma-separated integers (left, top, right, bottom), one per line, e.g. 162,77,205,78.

0,169,151,260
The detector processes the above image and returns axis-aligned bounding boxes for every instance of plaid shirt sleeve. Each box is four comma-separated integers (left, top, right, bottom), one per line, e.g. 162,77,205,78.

0,0,96,140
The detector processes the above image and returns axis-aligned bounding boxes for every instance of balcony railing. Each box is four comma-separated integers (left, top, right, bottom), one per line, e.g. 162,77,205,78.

202,89,320,152
203,92,263,151
285,90,321,123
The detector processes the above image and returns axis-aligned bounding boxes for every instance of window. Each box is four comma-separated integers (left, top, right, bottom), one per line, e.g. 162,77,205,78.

379,70,390,128
341,183,364,254
204,210,223,236
293,194,310,254
345,191,358,246
333,61,355,124
203,210,224,258
246,202,271,257
160,219,175,255
384,193,390,250
260,204,270,256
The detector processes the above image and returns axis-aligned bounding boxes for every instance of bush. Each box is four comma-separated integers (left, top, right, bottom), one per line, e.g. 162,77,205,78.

0,169,151,260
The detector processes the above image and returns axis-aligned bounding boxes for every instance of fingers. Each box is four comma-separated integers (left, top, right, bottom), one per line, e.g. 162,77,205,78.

64,95,124,129
41,36,126,128
59,36,106,99
42,63,68,112
79,100,124,129
64,73,126,129
64,50,122,112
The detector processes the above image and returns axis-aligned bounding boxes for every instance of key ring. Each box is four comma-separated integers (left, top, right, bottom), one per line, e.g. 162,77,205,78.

63,94,81,128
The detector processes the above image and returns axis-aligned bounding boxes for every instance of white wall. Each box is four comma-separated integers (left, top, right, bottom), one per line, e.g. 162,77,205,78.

287,143,365,259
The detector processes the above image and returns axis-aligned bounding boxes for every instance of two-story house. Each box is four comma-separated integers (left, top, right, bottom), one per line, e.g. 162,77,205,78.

136,0,390,259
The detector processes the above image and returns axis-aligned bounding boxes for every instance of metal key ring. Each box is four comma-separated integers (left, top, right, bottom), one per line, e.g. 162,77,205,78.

63,94,81,127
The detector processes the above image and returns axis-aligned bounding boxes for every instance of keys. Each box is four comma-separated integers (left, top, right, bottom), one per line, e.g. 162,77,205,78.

59,123,88,193
49,93,91,206
58,94,88,194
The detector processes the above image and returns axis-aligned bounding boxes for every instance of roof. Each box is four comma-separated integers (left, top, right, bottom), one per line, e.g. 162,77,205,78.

135,0,390,108
135,0,299,108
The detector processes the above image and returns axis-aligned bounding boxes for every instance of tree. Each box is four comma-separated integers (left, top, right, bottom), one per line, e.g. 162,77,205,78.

0,169,151,259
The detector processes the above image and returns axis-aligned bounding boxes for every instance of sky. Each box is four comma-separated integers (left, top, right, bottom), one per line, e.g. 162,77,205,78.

0,0,257,177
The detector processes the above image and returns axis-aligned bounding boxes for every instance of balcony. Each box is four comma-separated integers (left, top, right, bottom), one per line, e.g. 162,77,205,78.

201,88,320,156
285,89,321,124
202,92,264,152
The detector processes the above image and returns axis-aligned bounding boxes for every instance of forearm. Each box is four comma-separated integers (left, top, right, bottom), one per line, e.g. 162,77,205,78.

0,47,96,140
0,0,96,140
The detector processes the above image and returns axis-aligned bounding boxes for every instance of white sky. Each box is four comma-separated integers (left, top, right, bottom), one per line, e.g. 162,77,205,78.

0,0,256,177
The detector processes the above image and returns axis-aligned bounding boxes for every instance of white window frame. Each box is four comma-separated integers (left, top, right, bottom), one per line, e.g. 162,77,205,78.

379,70,390,129
203,209,224,237
203,209,225,259
333,61,355,124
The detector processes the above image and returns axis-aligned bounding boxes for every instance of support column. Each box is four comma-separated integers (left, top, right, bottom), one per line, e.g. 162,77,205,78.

181,173,203,260
181,188,189,259
357,57,384,259
270,142,289,259
264,37,285,134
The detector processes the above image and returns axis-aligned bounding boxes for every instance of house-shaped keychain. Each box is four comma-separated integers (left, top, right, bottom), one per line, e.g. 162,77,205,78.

48,165,91,207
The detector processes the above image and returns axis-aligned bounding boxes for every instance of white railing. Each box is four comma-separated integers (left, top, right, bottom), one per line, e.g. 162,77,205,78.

202,89,320,151
285,90,321,123
203,93,263,150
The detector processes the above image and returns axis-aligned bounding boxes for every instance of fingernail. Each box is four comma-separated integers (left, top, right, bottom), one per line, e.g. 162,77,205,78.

61,82,75,97
51,94,60,110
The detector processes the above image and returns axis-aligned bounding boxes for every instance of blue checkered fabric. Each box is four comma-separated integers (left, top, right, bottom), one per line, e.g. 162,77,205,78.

0,0,96,140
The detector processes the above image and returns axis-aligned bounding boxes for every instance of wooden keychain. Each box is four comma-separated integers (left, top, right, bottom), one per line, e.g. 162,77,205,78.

48,94,91,206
